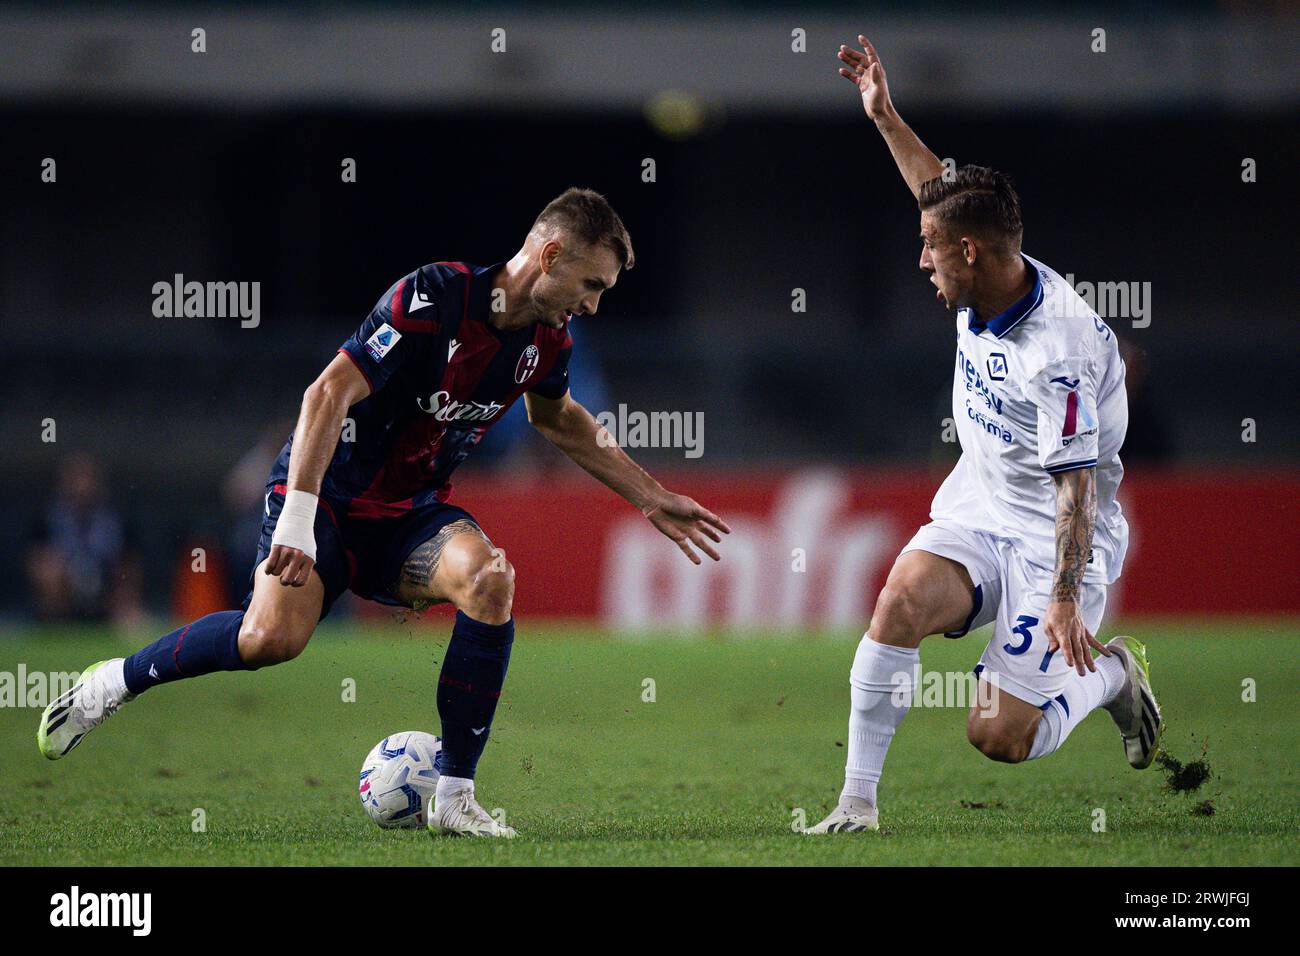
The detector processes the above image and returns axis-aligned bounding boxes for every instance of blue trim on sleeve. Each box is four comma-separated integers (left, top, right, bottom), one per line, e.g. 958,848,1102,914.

1044,458,1098,475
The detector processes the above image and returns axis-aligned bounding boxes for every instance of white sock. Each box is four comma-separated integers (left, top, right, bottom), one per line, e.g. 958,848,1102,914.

1095,651,1126,707
1026,702,1062,760
436,775,474,801
1026,651,1127,760
840,635,919,809
99,658,131,703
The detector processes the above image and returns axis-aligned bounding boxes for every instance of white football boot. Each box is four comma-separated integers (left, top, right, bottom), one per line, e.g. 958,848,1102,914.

803,796,880,834
1102,636,1163,769
37,659,134,760
429,784,517,838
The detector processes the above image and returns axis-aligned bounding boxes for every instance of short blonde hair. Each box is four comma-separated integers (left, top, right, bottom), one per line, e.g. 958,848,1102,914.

532,187,635,269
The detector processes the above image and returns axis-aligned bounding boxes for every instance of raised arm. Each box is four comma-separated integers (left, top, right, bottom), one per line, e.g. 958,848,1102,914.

266,352,371,586
838,34,945,200
1044,467,1111,675
524,390,730,564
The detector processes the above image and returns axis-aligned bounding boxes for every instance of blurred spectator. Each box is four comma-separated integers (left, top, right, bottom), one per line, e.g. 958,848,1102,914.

25,453,144,628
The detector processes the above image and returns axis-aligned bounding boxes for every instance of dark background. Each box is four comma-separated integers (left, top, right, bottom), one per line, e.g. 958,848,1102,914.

2,3,1296,618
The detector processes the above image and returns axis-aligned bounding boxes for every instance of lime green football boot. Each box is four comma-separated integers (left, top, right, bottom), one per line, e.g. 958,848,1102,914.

37,659,134,760
1102,637,1163,769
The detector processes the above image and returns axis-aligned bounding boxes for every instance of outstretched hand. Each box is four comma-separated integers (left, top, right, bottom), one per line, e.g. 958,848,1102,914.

838,34,893,121
642,493,731,564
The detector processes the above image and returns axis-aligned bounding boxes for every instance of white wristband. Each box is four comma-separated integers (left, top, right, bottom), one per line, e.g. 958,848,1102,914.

270,489,318,561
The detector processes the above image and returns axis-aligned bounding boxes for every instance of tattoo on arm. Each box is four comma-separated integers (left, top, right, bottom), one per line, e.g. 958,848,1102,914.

1051,467,1097,604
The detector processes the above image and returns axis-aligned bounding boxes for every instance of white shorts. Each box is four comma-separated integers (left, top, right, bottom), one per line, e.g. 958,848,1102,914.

900,520,1108,708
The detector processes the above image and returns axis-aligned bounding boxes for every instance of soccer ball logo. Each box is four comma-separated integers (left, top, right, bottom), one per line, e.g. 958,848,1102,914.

358,731,442,828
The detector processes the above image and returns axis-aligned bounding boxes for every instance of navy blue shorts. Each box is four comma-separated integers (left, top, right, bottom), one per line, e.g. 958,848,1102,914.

242,482,480,621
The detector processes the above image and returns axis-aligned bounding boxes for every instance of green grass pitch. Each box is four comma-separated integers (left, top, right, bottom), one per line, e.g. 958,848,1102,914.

2,619,1295,866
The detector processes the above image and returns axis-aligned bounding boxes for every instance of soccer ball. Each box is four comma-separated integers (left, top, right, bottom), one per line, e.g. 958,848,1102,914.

358,731,441,828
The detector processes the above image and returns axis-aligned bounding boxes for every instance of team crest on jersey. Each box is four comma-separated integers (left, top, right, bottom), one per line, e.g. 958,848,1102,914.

986,352,1008,381
515,344,540,384
365,322,401,362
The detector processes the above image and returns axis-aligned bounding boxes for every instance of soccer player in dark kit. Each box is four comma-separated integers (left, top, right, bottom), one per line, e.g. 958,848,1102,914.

38,188,731,837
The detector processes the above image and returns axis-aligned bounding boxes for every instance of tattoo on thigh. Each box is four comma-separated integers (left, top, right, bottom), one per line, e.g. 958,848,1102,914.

398,520,489,593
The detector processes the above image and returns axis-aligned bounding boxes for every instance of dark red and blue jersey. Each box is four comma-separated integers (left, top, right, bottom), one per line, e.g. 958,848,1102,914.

269,261,572,519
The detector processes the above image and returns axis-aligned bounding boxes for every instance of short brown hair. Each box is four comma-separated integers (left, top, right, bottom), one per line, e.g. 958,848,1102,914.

918,165,1023,256
532,187,635,270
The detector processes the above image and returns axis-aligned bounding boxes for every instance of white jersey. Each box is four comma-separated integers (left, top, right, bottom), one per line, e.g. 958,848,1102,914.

929,253,1129,584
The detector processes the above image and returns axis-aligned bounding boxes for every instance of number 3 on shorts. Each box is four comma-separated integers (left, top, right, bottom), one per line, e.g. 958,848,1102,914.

1003,613,1058,673
1003,614,1038,655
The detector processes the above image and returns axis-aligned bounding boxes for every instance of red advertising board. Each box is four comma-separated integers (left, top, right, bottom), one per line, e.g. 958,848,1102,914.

363,468,1299,625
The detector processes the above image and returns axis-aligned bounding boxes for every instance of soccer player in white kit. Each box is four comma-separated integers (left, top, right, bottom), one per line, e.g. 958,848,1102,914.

806,36,1164,834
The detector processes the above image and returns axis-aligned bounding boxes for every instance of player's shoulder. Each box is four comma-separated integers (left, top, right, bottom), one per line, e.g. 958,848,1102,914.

423,260,478,289
372,260,481,334
1007,254,1117,372
415,260,482,308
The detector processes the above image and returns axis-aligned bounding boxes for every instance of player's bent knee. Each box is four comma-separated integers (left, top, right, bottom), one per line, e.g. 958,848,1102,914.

459,557,514,624
870,582,927,646
238,618,312,668
966,716,1030,764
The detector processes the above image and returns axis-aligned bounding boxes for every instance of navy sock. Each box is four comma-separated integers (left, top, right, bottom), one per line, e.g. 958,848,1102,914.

123,610,250,695
435,612,514,780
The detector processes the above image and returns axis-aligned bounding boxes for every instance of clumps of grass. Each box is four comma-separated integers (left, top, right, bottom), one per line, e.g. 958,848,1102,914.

1155,741,1212,794
1190,800,1216,816
392,604,433,626
957,799,1005,810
